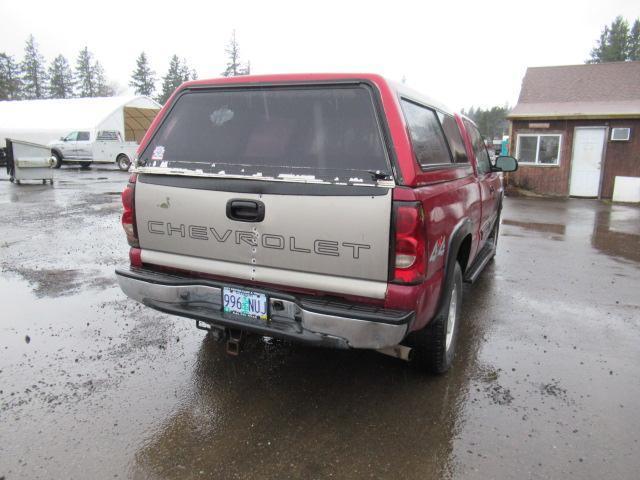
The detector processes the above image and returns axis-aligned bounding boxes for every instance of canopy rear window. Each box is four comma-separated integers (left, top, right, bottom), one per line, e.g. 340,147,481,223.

140,85,390,184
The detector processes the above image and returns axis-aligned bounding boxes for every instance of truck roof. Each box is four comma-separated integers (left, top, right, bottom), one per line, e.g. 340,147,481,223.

180,73,453,116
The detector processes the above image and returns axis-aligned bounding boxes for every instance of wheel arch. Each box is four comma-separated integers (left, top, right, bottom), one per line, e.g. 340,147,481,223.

436,218,474,314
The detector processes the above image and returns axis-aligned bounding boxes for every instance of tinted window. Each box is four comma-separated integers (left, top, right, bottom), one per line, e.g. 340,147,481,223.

64,132,78,141
77,131,90,141
400,99,451,166
463,120,491,174
141,86,389,184
440,115,468,163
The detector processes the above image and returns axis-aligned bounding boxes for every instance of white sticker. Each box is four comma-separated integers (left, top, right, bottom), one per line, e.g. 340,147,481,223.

151,146,165,160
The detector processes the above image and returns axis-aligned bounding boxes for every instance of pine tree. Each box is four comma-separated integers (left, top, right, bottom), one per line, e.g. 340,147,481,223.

21,35,48,99
130,52,156,96
221,30,250,77
588,16,635,63
75,46,96,97
0,53,22,100
629,19,640,61
94,61,114,96
180,57,192,82
75,47,113,97
607,16,630,60
48,54,74,99
157,55,183,104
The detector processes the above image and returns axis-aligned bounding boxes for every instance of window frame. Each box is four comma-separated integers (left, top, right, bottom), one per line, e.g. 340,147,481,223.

462,119,492,175
399,96,473,171
77,131,91,141
516,133,562,166
139,82,396,184
64,131,78,142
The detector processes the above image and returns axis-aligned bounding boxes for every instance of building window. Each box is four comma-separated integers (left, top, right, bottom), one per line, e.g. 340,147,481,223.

516,134,561,165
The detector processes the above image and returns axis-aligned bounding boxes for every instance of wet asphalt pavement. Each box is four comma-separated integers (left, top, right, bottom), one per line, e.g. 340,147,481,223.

0,167,639,480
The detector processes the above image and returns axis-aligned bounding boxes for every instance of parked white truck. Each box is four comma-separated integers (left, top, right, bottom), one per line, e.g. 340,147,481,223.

49,130,138,171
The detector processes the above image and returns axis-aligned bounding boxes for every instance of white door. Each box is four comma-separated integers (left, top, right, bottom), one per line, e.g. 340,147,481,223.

569,127,606,197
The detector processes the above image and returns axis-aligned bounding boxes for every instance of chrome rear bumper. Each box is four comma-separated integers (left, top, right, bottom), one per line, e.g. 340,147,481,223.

115,267,412,349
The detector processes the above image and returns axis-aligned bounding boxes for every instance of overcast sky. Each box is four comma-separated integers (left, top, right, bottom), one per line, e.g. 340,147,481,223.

1,0,638,110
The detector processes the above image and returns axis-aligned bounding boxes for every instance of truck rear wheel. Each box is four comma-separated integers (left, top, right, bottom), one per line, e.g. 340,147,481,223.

117,154,131,171
410,261,463,374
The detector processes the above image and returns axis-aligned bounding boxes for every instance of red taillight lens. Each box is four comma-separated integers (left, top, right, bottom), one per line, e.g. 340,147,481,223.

121,173,138,248
393,202,426,283
129,247,142,267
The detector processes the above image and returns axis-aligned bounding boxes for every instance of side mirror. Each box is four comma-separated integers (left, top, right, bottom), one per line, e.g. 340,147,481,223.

493,155,518,172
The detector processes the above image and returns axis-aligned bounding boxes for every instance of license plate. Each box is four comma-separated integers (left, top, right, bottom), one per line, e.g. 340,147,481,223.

222,287,268,321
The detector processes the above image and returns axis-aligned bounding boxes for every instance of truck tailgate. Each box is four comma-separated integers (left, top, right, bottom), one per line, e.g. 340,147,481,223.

135,175,392,298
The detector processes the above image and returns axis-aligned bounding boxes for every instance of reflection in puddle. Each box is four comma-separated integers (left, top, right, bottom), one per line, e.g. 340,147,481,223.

502,219,566,236
592,209,640,263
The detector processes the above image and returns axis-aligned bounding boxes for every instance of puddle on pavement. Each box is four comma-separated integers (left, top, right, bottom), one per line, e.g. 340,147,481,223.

502,219,566,235
591,209,640,263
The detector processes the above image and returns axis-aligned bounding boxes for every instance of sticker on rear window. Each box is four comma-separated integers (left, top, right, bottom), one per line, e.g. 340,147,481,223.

151,145,165,160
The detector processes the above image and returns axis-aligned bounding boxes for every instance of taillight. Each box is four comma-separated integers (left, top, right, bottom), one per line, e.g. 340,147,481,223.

121,173,139,248
392,202,426,284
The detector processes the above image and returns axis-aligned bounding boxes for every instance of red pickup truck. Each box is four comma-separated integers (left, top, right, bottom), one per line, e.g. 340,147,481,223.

115,73,517,373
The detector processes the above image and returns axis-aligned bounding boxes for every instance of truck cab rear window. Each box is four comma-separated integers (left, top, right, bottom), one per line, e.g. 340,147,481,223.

140,86,390,184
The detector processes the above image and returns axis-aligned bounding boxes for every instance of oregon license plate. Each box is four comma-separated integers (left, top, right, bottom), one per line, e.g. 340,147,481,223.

222,287,268,321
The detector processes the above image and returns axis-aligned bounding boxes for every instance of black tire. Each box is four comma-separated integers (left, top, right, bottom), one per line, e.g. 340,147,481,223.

116,154,131,171
80,162,92,169
52,151,63,169
410,262,463,374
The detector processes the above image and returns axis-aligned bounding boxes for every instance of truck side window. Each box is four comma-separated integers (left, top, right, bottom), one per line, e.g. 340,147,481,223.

440,115,469,163
463,120,492,175
400,99,451,166
77,131,90,141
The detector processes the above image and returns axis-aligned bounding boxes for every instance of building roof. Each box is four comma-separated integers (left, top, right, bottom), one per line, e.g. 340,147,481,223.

508,62,640,119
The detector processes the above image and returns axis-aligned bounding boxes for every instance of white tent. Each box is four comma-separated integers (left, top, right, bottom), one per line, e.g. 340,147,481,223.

0,96,161,146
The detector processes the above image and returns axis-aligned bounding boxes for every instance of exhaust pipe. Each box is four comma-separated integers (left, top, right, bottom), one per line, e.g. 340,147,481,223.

376,345,413,362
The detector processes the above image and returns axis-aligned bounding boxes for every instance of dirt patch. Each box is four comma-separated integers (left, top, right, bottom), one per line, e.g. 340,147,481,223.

0,266,116,297
539,380,572,405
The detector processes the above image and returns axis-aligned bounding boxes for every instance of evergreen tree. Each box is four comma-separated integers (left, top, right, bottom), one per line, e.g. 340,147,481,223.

180,57,192,82
587,16,637,63
221,30,250,77
94,61,114,96
129,52,156,96
21,35,48,99
0,53,22,100
157,55,183,104
464,106,509,140
629,19,640,61
48,54,74,99
75,46,96,97
75,47,113,97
